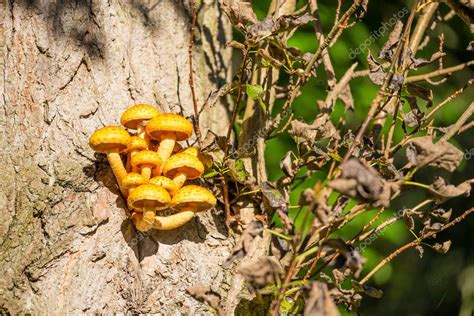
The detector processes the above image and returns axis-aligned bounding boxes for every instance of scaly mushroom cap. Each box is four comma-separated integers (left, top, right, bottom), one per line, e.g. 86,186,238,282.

146,113,193,141
128,136,148,152
128,183,171,211
162,153,204,179
120,104,160,130
180,147,199,157
170,185,217,212
89,126,131,153
131,150,162,170
149,176,178,196
122,172,146,190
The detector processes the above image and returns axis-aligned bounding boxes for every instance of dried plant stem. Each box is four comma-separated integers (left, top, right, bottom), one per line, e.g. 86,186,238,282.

439,102,474,142
360,207,474,285
188,0,201,146
405,60,474,83
409,2,439,53
458,120,474,135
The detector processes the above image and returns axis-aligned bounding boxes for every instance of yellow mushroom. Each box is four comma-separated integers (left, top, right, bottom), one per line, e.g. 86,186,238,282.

122,172,146,197
153,185,216,230
131,150,162,181
120,104,160,138
162,152,204,189
128,183,171,230
126,136,149,172
130,212,150,232
89,126,131,196
149,176,178,197
146,114,193,170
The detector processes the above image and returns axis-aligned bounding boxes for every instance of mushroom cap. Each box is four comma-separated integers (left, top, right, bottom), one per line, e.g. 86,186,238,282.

170,185,217,212
128,136,148,152
162,153,204,179
180,147,199,157
146,113,193,141
131,150,162,170
120,104,160,130
122,172,146,189
128,183,171,211
89,126,131,153
149,176,178,196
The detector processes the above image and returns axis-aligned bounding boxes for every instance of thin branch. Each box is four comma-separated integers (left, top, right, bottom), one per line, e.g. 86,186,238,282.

188,0,202,146
360,207,474,285
405,60,474,83
439,102,474,142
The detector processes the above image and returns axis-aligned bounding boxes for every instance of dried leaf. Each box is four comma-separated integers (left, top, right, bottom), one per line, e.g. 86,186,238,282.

289,114,339,145
324,239,364,277
431,208,452,224
201,130,228,153
404,213,415,230
467,41,474,51
299,188,316,206
431,240,452,254
227,40,246,51
248,13,316,38
429,177,472,202
238,256,283,289
222,2,258,27
271,231,290,261
379,21,403,62
406,83,433,108
355,0,369,19
415,245,424,258
367,52,404,90
406,136,463,172
329,158,397,207
226,159,249,183
304,282,340,316
352,281,384,299
224,221,264,267
187,285,223,316
260,181,287,209
280,151,294,177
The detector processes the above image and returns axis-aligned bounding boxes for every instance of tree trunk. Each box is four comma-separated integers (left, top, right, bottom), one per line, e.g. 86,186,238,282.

0,0,236,313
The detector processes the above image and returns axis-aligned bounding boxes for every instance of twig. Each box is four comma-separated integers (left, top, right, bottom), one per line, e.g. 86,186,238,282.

405,60,474,83
360,207,474,285
188,0,202,146
458,120,474,135
409,2,439,54
439,102,474,142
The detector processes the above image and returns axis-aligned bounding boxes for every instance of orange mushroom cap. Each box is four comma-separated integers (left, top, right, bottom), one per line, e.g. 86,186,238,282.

131,150,162,171
179,147,199,157
170,185,217,212
128,136,149,152
120,104,160,130
89,126,131,153
146,113,193,141
122,172,146,190
149,176,178,196
162,153,204,180
127,183,171,211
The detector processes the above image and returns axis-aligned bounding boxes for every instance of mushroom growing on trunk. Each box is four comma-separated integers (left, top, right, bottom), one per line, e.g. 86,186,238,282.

162,153,204,189
127,183,171,230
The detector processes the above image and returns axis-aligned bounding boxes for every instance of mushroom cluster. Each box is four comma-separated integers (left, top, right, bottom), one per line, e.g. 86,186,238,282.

89,104,216,231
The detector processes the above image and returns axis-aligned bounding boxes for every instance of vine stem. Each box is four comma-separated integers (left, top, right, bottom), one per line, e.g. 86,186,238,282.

360,207,474,285
188,0,202,146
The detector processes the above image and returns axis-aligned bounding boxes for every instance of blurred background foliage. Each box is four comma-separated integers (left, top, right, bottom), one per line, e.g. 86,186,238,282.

234,0,473,315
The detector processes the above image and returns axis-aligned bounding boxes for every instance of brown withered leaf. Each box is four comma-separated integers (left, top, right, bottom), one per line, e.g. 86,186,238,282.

367,52,404,90
187,285,223,316
352,280,384,299
237,256,283,289
222,2,258,27
406,136,464,172
201,130,227,153
324,238,364,277
248,13,316,38
415,245,424,258
260,181,287,209
379,21,403,62
270,230,290,261
280,151,295,177
429,177,473,202
408,51,445,70
224,221,264,267
329,158,397,207
304,282,340,316
299,188,316,206
289,114,339,145
406,83,433,108
431,208,452,224
431,240,452,254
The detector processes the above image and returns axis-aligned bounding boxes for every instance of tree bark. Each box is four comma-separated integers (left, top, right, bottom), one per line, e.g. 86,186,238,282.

0,0,235,313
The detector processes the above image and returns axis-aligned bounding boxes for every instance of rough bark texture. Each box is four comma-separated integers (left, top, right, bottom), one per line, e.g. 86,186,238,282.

0,0,237,313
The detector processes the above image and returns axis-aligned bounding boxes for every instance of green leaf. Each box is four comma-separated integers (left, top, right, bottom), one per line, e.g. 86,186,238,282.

246,84,264,100
203,169,220,178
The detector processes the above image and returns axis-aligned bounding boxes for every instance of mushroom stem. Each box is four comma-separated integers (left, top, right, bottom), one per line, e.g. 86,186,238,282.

153,208,195,230
141,166,152,181
157,132,176,166
172,171,187,189
131,213,151,232
106,152,128,196
142,200,156,225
